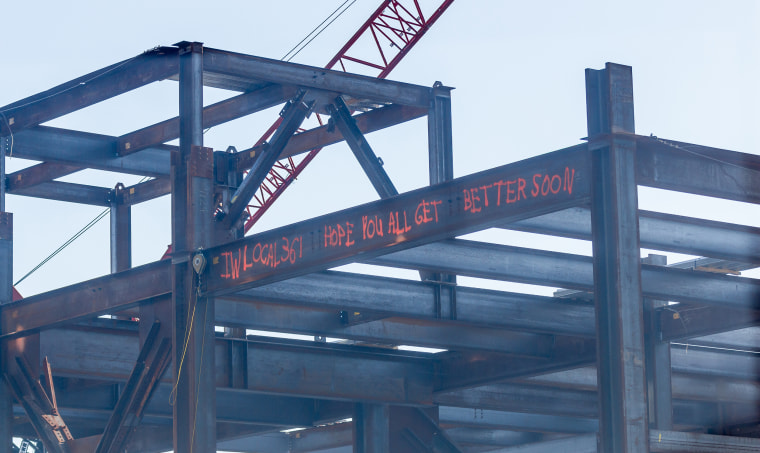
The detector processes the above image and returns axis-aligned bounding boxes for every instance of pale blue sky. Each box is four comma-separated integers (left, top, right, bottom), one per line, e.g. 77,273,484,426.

1,0,758,295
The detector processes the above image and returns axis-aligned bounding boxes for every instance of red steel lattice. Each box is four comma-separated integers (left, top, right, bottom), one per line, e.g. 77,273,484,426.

242,0,454,232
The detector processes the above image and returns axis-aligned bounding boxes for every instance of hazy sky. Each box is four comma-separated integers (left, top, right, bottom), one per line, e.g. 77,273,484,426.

1,0,758,296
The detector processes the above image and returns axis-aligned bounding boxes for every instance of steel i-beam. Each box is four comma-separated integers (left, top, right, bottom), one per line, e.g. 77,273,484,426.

586,63,649,451
171,40,216,452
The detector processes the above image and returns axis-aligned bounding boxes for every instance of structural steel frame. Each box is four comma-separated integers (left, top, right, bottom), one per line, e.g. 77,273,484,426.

0,43,759,453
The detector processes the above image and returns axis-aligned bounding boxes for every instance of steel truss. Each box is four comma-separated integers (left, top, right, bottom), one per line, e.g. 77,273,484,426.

0,44,759,453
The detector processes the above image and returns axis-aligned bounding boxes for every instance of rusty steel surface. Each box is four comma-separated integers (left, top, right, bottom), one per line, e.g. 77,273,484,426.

204,145,590,295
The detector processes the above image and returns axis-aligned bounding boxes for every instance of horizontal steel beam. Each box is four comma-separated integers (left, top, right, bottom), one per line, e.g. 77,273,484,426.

4,261,753,352
202,47,433,107
5,162,81,192
7,104,425,190
205,145,590,295
485,433,597,453
0,261,171,338
660,304,760,342
55,381,323,428
115,178,170,206
216,299,558,357
438,406,598,434
229,270,596,337
685,327,760,352
217,425,551,453
234,104,428,171
650,430,760,452
117,83,296,156
635,135,760,204
9,180,112,206
525,364,760,402
41,327,434,405
10,126,173,177
509,207,760,265
487,431,760,453
369,239,760,308
0,47,179,136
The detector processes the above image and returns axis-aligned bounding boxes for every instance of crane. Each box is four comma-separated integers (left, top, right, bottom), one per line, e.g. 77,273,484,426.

239,0,455,232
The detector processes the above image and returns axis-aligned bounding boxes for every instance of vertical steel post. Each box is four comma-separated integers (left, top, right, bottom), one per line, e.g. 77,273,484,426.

428,82,454,185
110,184,132,274
643,254,674,429
586,63,649,452
427,83,457,317
353,403,390,453
0,136,12,452
172,41,216,452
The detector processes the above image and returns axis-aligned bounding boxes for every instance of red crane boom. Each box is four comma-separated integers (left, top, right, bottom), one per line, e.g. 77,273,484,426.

241,0,455,232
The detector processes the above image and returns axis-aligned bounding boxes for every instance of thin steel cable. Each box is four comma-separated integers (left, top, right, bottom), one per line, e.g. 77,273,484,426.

281,0,358,62
14,207,110,286
14,176,151,286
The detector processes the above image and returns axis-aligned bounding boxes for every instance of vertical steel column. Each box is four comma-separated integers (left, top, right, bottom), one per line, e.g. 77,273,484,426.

353,403,390,453
643,254,673,429
586,63,649,452
225,327,248,389
427,83,456,318
0,136,12,452
172,41,216,452
428,82,454,184
110,184,131,273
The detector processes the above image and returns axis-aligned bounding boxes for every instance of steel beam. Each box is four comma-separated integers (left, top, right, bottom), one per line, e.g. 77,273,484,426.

117,84,297,156
222,92,312,228
445,429,543,448
659,304,760,343
686,326,760,352
205,144,591,295
525,364,760,404
436,383,598,419
0,261,170,339
234,104,428,171
354,403,390,452
245,341,432,404
507,207,760,265
55,381,322,427
425,81,457,315
202,47,433,107
9,180,112,206
172,41,215,452
487,430,760,453
0,211,12,449
110,185,131,273
328,96,398,199
636,135,760,204
38,323,760,389
428,83,454,185
485,433,597,453
39,327,433,405
216,299,557,357
643,255,673,430
649,430,760,453
435,342,596,392
115,178,171,206
8,104,424,184
438,406,598,434
5,162,81,192
354,405,461,453
0,47,179,136
586,63,648,452
11,126,173,177
217,425,538,452
95,322,171,453
368,239,760,309
3,256,755,347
